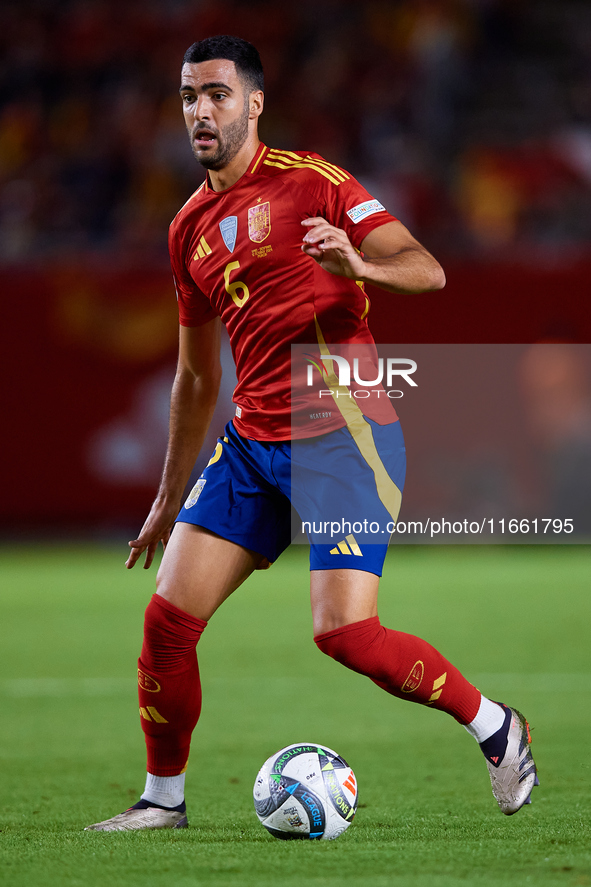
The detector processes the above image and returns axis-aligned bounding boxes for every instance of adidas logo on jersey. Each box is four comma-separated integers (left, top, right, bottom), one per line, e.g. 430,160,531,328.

329,534,362,556
193,234,212,261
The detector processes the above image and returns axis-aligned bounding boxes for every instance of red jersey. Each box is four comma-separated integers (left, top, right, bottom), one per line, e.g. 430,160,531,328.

170,143,399,441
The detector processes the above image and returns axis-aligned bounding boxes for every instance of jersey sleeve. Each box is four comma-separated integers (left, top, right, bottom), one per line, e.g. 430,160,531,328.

169,223,218,327
317,161,398,249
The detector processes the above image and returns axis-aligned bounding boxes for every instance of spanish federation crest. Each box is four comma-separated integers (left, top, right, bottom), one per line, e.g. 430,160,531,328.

248,201,271,242
219,215,237,252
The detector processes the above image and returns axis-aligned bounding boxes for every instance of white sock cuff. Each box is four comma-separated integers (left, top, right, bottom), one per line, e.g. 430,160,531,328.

464,695,505,743
141,771,186,808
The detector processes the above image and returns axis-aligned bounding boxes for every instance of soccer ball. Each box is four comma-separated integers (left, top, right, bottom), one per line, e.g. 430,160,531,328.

253,742,358,840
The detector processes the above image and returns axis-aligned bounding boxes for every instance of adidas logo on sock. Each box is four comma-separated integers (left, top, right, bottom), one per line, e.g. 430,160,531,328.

329,534,362,556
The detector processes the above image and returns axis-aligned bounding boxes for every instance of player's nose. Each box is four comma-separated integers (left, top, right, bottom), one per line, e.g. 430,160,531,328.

193,94,211,120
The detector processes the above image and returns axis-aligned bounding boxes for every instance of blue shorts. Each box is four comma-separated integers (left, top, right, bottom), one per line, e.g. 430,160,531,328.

177,418,406,577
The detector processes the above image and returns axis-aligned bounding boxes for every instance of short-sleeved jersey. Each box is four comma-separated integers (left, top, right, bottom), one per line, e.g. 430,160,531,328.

169,143,399,441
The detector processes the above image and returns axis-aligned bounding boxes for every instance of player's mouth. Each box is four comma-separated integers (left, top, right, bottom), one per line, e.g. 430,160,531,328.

193,128,218,148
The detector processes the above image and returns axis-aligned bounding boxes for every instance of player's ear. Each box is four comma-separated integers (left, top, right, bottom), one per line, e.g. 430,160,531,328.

249,90,264,119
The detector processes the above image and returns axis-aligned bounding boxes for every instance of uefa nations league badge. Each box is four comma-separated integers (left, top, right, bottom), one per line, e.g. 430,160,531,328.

219,216,238,252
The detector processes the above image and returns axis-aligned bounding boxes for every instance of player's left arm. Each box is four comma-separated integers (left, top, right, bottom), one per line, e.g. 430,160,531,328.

301,217,445,294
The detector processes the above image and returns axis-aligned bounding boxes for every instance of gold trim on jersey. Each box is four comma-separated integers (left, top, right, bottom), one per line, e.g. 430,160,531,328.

314,316,402,523
193,234,212,261
264,148,350,186
267,148,350,181
249,143,268,175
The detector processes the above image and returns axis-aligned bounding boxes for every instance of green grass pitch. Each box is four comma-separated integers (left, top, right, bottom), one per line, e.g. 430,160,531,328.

1,543,590,887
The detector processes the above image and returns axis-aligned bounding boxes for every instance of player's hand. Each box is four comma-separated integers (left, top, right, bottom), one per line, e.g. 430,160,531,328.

126,497,180,570
301,218,365,280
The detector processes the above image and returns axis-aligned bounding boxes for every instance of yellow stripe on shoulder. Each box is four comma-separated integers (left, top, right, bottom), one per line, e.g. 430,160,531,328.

267,148,304,161
263,158,344,186
306,156,350,181
267,149,349,182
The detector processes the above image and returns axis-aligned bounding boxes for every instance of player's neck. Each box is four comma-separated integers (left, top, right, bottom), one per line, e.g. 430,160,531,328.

208,134,261,192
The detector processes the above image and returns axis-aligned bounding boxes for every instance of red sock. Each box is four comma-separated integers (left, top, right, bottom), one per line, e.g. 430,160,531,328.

314,616,480,724
138,594,207,776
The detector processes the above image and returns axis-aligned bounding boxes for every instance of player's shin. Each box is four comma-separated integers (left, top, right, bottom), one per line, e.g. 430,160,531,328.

138,594,207,781
314,616,481,723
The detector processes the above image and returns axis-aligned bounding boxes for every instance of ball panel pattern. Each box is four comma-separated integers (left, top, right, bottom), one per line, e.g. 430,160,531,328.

253,742,358,841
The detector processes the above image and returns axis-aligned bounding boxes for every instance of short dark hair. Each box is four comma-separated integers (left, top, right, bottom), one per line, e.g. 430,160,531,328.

183,35,264,94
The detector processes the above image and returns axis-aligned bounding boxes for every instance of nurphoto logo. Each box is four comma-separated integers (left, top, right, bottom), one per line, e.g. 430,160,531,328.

305,352,417,399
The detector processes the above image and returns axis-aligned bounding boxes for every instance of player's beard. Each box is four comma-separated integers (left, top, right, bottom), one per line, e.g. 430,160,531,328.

192,101,250,171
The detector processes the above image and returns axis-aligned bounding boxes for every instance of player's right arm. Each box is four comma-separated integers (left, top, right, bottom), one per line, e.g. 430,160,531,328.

126,318,222,570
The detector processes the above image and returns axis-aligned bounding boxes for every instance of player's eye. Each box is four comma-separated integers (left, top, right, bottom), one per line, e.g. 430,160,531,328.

181,93,195,104
212,92,226,101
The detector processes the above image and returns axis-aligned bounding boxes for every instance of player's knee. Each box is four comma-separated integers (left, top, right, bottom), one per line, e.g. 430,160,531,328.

154,566,194,617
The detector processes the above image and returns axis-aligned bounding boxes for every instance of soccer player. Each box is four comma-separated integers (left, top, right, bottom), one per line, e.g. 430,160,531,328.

86,36,537,831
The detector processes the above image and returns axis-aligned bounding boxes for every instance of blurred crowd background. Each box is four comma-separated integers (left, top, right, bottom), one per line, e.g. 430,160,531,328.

1,0,590,535
2,0,591,259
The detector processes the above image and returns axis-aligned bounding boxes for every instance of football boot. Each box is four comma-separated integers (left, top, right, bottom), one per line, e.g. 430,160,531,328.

85,798,188,831
480,703,539,815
